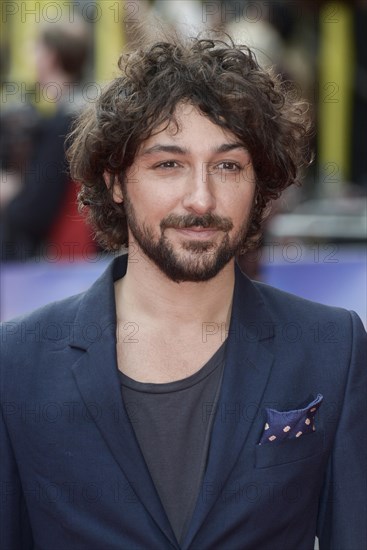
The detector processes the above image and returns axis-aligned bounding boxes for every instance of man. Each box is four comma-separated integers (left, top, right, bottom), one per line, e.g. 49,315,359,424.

1,36,366,550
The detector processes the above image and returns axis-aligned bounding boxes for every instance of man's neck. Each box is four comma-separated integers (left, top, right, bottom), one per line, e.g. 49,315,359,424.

115,251,235,328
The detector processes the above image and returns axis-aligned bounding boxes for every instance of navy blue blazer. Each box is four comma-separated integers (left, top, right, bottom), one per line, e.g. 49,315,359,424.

1,255,366,549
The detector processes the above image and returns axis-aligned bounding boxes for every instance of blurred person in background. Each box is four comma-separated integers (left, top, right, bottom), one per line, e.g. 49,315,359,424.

0,16,93,261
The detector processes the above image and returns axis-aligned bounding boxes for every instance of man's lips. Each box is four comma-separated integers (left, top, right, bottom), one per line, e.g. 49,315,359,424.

173,227,220,239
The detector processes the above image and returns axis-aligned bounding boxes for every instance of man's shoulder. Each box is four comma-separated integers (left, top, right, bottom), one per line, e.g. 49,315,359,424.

1,256,117,345
0,291,85,353
248,278,367,345
247,278,366,364
252,278,353,323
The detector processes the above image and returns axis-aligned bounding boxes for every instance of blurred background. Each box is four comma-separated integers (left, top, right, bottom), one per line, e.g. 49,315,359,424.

0,0,366,324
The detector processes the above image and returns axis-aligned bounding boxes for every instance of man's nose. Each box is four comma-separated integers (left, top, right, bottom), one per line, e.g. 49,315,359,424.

182,167,216,215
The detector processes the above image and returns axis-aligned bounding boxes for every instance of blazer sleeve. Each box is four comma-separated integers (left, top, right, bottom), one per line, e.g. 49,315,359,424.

0,331,34,550
316,310,367,549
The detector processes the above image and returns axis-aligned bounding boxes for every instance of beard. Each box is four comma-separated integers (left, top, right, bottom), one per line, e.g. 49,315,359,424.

123,194,252,283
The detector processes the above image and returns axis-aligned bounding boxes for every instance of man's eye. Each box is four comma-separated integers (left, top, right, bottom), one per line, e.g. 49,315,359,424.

155,161,179,169
217,162,241,171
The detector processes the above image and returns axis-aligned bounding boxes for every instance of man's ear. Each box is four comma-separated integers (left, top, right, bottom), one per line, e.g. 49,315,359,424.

103,171,123,203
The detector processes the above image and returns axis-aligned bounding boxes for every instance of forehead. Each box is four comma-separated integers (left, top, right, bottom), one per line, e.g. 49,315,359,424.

138,102,241,152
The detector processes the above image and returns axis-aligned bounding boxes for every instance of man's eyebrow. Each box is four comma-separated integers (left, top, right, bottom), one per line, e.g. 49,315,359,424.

140,145,190,156
214,142,248,154
140,143,248,156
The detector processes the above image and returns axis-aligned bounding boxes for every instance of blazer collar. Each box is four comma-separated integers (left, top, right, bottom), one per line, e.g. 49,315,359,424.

69,254,126,350
68,254,275,548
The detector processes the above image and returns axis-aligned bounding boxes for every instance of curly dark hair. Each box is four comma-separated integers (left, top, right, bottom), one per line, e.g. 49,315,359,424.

67,33,312,252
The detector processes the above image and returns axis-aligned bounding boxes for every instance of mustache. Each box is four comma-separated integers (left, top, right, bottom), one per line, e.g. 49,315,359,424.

160,213,233,232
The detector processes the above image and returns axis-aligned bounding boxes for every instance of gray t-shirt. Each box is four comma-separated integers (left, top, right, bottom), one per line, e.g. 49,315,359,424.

119,342,225,545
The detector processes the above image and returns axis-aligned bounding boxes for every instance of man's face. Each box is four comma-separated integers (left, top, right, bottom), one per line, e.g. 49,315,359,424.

115,102,256,283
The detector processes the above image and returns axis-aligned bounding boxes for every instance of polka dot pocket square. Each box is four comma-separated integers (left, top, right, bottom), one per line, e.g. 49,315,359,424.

258,394,323,445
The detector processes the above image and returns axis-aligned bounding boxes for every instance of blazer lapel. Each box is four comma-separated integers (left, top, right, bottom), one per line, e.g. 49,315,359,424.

182,263,275,549
68,256,179,548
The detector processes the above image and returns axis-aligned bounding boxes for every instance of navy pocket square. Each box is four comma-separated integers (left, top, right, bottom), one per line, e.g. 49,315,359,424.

258,394,323,445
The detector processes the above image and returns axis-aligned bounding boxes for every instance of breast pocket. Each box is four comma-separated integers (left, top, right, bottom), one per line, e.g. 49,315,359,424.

255,430,325,469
